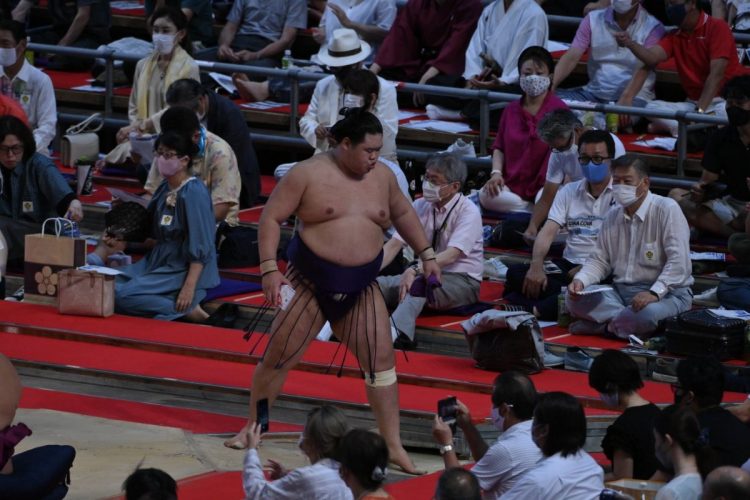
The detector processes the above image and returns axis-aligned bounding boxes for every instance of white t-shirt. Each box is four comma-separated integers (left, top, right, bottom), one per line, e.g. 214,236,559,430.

545,132,626,184
501,451,604,500
654,472,702,500
547,179,617,264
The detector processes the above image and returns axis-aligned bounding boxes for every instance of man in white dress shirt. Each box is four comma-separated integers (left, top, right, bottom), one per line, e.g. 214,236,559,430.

0,21,56,153
299,28,398,161
431,371,542,499
567,154,693,338
377,153,484,349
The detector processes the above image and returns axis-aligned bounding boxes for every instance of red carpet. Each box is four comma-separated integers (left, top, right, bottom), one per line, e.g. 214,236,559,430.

47,69,131,96
19,387,302,434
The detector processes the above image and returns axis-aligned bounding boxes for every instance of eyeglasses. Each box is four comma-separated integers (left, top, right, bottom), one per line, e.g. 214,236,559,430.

0,145,23,156
155,151,183,160
578,155,611,165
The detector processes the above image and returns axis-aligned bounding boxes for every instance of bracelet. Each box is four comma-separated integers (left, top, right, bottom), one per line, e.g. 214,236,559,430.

260,260,279,276
419,247,436,261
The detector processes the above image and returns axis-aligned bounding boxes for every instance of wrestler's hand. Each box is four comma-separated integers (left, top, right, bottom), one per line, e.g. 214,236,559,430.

432,415,454,446
246,421,263,450
422,258,442,286
398,267,418,302
631,291,658,312
262,270,291,307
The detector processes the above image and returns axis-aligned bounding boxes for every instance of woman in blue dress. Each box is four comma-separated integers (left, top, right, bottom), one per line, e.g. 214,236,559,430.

115,130,219,321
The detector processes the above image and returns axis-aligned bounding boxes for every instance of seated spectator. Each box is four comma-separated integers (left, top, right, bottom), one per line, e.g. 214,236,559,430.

553,0,664,116
619,0,743,136
669,76,750,239
501,391,605,499
242,405,353,499
123,468,177,500
583,0,671,25
0,116,82,299
654,405,716,500
164,79,261,208
87,202,149,268
117,8,200,143
675,356,750,467
145,106,241,226
0,353,76,499
435,468,481,500
713,0,750,32
370,0,482,107
589,349,661,480
294,30,398,161
0,20,56,153
424,0,548,119
338,429,393,500
504,130,617,319
717,208,750,309
431,371,542,498
115,130,220,321
479,46,568,214
145,0,214,48
378,153,483,349
523,109,625,242
21,0,110,70
567,155,693,338
313,0,397,62
702,466,750,500
217,0,306,68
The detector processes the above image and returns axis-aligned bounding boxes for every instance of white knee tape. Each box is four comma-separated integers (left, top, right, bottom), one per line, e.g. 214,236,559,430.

365,367,397,387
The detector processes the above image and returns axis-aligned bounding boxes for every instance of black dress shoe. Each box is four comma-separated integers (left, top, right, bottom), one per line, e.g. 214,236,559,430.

393,332,418,351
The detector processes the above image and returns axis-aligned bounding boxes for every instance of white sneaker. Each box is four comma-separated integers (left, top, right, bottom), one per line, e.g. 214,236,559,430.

693,286,719,307
483,257,508,280
426,104,462,121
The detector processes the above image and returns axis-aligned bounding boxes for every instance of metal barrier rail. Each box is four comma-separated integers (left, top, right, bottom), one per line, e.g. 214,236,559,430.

38,42,726,176
57,111,695,191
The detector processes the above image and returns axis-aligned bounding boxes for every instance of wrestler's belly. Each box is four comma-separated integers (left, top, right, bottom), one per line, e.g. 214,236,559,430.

300,217,386,267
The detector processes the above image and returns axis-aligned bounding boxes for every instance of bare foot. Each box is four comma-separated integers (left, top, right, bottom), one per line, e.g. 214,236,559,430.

224,426,250,449
232,73,270,102
388,445,425,475
185,305,209,323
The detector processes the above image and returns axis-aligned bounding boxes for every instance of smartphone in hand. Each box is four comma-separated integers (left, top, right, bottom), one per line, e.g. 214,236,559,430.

257,398,269,433
438,396,458,432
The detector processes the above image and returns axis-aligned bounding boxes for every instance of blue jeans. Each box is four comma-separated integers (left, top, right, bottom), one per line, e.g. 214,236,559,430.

717,278,750,312
0,444,75,499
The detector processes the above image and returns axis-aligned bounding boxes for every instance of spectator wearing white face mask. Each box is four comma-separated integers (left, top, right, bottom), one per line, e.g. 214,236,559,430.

377,153,483,350
116,7,200,143
431,371,542,499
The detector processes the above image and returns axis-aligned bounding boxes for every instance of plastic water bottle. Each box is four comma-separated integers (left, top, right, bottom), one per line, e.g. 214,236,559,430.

281,50,292,70
557,286,570,327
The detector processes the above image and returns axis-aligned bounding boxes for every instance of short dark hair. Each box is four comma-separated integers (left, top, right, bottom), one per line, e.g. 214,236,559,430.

342,69,380,111
329,108,383,146
611,153,650,178
677,356,725,408
166,79,205,112
0,19,26,44
150,6,191,53
517,46,554,75
338,429,389,491
154,129,198,162
655,405,718,479
723,75,750,101
435,468,481,500
304,405,350,461
578,129,615,158
534,392,586,457
588,349,644,395
491,371,538,421
160,106,200,136
123,468,177,500
0,115,35,163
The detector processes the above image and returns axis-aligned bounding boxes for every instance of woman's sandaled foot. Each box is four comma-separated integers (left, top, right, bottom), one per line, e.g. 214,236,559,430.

232,73,270,101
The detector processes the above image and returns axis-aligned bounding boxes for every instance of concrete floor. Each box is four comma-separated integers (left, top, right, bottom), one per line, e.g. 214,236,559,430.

13,408,448,500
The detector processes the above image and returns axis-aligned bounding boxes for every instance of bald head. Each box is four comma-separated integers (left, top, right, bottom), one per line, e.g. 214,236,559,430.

702,466,750,500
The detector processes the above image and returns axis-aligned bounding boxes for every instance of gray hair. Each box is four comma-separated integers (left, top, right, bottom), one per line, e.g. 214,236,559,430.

611,154,650,178
425,152,467,188
537,109,581,143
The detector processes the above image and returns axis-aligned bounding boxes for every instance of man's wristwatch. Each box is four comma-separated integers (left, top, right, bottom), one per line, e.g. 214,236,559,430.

439,443,454,455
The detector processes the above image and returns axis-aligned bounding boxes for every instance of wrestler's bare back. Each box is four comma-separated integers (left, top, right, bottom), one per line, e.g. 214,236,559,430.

274,150,403,267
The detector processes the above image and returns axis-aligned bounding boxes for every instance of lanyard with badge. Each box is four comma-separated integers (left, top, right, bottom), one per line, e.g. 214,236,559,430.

432,195,461,250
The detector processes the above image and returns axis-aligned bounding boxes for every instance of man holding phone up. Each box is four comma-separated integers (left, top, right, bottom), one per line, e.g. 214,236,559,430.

224,109,440,476
432,372,541,498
